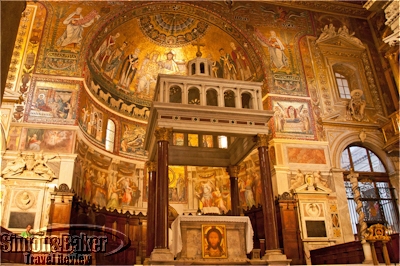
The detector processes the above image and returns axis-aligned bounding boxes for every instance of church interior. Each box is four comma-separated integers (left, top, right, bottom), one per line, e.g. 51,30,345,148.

1,1,399,265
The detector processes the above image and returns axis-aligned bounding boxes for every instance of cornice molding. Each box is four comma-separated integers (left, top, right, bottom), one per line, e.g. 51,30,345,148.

268,0,371,19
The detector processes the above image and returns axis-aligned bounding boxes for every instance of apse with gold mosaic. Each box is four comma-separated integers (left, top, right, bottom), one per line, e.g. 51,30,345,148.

81,4,263,120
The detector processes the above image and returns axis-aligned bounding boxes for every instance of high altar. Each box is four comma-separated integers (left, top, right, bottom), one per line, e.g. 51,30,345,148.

144,52,289,265
171,216,254,264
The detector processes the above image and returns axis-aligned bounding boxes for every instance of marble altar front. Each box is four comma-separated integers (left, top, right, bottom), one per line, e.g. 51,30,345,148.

171,215,254,264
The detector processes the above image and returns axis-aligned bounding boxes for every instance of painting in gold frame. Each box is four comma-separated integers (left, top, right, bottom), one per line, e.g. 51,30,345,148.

202,225,227,259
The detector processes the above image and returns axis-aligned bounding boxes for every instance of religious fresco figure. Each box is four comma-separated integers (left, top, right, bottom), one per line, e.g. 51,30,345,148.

118,55,139,89
219,48,237,80
94,32,120,68
92,172,107,206
274,106,285,132
137,52,159,95
56,7,100,52
255,29,289,70
158,51,180,74
35,94,52,112
229,42,252,81
106,181,120,210
104,41,128,79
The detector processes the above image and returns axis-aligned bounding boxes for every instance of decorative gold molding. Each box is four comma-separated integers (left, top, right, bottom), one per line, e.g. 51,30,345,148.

145,161,157,172
154,127,172,142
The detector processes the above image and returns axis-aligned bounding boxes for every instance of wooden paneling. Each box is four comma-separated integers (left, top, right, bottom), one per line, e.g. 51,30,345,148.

276,199,305,265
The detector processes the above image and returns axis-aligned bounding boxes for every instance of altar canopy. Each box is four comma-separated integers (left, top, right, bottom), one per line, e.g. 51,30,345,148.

170,215,254,259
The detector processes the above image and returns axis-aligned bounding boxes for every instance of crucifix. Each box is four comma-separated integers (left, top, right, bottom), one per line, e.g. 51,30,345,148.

192,39,205,57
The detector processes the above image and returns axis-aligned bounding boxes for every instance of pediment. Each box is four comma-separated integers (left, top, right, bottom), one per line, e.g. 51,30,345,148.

294,183,332,194
317,35,365,50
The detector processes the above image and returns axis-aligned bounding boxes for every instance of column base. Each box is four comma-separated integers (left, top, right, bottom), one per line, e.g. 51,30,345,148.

150,248,174,264
262,249,291,265
361,240,373,264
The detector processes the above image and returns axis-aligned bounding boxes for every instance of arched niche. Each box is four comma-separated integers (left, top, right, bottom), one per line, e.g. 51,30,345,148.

241,92,252,109
224,89,235,108
206,88,218,106
188,87,200,105
169,85,182,104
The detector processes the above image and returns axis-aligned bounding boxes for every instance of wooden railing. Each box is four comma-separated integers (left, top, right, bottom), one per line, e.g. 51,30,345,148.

310,233,399,264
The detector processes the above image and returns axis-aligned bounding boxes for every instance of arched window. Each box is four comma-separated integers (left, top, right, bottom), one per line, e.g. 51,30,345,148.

105,119,115,152
206,89,218,106
341,145,399,235
241,92,252,109
224,90,235,108
200,62,205,74
191,63,196,75
335,72,351,99
169,85,182,103
188,87,200,105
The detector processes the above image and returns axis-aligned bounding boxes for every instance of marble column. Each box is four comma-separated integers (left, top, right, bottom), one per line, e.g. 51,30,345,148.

256,134,290,264
150,127,174,261
227,165,240,216
145,161,156,258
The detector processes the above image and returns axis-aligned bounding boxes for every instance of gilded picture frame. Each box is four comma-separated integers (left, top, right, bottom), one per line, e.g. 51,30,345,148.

202,225,227,259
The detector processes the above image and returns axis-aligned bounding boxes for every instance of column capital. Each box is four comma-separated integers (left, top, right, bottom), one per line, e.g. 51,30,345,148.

255,134,269,148
155,127,173,142
227,165,239,177
146,161,157,172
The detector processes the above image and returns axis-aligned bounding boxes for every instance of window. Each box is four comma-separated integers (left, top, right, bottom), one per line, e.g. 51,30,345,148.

200,62,205,73
202,135,213,148
218,136,228,149
105,119,115,152
341,146,385,172
335,72,351,99
342,145,399,235
173,133,184,146
188,134,198,147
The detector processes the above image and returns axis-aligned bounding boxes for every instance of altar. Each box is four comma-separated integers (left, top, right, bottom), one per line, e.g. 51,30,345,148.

171,215,254,264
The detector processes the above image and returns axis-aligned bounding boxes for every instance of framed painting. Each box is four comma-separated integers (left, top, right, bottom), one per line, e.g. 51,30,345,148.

202,225,227,258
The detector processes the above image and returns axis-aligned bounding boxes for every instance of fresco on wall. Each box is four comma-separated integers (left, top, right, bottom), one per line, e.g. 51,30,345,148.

25,78,79,125
237,151,262,209
7,127,75,153
6,127,23,151
168,166,187,203
194,168,231,214
252,4,312,97
270,98,315,140
120,122,147,157
79,97,106,144
35,3,101,76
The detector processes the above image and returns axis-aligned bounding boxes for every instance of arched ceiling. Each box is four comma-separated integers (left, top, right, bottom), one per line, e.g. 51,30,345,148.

81,2,266,120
